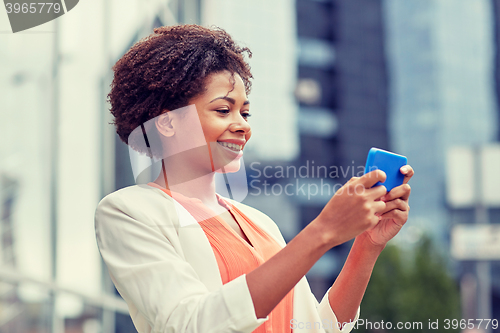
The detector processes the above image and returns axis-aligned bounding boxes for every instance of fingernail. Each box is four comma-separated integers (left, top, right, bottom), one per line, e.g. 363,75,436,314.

401,166,408,173
380,195,386,201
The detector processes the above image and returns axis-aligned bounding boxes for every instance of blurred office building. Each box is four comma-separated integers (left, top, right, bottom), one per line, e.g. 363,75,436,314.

385,0,500,324
385,0,498,240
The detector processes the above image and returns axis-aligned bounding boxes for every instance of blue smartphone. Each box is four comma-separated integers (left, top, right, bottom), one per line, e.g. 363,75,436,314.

364,147,407,192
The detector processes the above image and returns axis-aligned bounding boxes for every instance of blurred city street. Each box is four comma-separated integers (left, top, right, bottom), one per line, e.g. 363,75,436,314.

1,0,500,332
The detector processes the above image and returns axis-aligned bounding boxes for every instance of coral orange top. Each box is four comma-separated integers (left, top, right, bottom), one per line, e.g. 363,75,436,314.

150,184,294,333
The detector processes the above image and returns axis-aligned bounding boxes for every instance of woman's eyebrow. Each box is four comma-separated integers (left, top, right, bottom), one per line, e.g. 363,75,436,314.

209,96,250,105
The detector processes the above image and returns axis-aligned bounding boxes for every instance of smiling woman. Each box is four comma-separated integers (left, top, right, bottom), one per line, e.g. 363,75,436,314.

95,24,414,333
109,25,253,160
153,70,251,179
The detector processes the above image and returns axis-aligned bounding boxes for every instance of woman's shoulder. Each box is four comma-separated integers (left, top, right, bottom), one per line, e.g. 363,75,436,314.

97,184,172,207
95,184,179,226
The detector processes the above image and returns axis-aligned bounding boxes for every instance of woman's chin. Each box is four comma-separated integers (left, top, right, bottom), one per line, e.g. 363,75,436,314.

215,159,241,173
212,146,243,173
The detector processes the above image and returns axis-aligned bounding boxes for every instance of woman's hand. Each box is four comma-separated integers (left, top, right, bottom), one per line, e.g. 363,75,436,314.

362,165,414,247
326,166,413,325
313,170,388,248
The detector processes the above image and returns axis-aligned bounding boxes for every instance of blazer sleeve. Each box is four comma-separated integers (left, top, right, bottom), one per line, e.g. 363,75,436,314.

94,190,268,333
230,200,359,333
317,288,360,333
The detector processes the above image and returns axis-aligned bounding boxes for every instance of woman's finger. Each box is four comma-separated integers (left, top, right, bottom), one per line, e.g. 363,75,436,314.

400,165,414,185
347,176,360,183
381,184,411,202
366,184,388,200
380,210,407,225
379,199,408,215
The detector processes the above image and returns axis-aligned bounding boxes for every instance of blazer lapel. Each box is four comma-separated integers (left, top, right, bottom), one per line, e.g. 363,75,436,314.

172,198,223,292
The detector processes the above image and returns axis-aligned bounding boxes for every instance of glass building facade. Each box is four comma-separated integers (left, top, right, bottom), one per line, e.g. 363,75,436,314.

384,0,500,323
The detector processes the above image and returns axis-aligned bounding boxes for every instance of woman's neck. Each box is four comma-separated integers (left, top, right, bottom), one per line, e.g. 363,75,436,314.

153,160,220,208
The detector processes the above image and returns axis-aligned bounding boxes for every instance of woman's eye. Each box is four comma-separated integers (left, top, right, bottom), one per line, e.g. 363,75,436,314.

215,109,251,120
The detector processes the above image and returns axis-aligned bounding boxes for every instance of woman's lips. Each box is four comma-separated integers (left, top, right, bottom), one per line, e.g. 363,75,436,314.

216,141,243,158
217,141,242,151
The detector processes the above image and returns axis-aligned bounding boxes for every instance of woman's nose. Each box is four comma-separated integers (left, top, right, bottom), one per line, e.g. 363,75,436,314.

229,114,251,133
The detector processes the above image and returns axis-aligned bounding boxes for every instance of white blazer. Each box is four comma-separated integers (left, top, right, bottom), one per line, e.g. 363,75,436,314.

94,184,359,333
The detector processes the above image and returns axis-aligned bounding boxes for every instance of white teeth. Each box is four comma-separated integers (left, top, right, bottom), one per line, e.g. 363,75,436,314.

217,141,242,151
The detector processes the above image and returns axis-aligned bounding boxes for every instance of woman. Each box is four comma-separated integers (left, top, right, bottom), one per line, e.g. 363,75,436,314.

95,24,414,333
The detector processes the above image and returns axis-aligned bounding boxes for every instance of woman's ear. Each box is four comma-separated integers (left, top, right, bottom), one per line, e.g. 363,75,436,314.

155,111,175,137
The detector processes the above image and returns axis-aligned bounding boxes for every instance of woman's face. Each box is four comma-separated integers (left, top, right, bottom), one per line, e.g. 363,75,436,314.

188,71,252,173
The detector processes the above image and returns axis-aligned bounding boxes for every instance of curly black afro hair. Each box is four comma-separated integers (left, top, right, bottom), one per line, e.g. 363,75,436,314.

108,24,253,157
